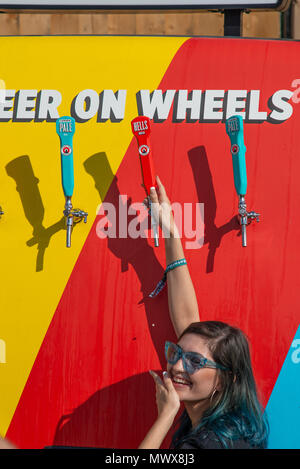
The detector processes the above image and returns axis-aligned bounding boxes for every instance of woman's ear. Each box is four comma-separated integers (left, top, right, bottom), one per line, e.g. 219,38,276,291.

216,382,222,392
214,373,222,392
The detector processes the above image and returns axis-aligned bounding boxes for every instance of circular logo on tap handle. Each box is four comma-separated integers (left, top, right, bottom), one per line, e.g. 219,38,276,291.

231,144,239,154
61,145,72,156
138,144,150,156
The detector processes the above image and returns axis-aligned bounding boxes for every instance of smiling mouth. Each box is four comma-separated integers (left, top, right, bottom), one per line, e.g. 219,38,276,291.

171,374,192,387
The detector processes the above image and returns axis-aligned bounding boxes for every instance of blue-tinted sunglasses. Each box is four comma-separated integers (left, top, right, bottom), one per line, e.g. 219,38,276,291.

165,341,228,375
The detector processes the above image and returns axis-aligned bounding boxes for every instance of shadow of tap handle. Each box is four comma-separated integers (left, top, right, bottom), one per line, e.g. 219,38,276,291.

26,217,65,271
6,155,44,227
121,258,129,272
5,155,50,271
84,152,138,272
105,193,150,266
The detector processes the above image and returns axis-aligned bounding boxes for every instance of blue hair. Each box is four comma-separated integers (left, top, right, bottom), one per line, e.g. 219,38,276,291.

171,321,269,449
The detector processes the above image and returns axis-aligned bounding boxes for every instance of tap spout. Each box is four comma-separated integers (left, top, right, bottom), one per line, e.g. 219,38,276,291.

64,196,73,248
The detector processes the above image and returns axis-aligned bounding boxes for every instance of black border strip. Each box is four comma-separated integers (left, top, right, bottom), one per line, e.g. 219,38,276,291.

0,1,288,13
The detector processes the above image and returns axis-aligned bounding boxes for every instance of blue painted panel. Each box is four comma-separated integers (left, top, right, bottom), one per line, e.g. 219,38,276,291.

266,325,300,449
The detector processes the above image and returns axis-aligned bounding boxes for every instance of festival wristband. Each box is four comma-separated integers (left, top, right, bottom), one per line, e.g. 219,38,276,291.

149,258,187,298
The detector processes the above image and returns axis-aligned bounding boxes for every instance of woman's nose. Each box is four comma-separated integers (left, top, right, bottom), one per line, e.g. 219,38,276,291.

171,357,185,373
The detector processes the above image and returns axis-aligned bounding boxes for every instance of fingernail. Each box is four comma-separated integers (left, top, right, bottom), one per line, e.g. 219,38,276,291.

163,371,169,378
150,186,156,192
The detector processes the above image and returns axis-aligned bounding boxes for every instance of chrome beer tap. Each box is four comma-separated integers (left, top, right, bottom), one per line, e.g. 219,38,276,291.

56,116,88,248
63,196,88,249
226,115,260,247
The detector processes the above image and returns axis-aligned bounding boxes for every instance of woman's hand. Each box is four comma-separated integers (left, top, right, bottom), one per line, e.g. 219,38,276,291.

149,370,180,421
143,175,179,238
138,371,180,449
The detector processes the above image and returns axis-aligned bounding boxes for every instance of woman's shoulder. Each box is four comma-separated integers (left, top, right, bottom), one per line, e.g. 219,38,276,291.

178,429,254,450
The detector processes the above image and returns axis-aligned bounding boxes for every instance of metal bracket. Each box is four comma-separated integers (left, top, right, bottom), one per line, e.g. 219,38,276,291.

64,208,88,224
223,9,243,37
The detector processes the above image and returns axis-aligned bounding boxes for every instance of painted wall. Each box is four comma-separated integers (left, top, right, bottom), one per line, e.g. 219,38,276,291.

0,35,299,449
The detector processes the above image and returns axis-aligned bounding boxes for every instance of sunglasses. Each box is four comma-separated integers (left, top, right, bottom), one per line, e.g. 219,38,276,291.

165,341,228,375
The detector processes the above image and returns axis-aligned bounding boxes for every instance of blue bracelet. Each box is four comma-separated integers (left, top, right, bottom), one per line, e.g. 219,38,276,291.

149,258,187,298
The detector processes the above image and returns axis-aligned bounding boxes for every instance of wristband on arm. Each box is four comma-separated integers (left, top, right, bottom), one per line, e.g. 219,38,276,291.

149,258,187,298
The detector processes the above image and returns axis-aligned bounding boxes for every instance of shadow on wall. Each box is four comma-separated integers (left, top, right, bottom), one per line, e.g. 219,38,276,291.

52,372,180,449
5,155,65,272
188,146,240,273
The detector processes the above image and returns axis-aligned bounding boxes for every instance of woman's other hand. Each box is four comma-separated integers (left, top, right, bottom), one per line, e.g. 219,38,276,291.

149,370,180,421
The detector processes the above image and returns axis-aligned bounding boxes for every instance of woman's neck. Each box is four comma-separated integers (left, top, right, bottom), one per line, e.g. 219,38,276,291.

184,399,211,428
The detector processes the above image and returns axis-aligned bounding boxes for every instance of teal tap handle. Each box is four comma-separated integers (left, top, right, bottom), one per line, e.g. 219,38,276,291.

225,115,247,196
56,116,75,198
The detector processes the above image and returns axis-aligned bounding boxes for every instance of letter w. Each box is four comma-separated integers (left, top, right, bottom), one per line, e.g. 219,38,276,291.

137,89,176,121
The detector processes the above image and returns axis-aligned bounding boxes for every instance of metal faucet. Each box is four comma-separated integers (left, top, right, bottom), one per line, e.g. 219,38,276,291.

148,195,159,248
64,196,88,248
238,195,260,247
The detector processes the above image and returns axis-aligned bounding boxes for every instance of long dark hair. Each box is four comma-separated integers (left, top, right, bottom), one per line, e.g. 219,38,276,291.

171,321,269,449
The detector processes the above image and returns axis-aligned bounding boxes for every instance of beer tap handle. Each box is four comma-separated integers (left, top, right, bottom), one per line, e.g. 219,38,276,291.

56,116,75,199
225,115,247,197
131,116,159,247
226,116,260,247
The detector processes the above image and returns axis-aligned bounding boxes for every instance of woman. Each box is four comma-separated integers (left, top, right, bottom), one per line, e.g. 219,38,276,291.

138,176,268,449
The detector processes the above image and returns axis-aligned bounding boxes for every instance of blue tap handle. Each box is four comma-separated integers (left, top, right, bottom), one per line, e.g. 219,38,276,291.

56,116,75,198
225,115,247,196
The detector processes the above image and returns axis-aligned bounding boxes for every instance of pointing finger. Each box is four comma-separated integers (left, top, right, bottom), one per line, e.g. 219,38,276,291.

149,186,159,204
163,371,175,391
155,175,170,205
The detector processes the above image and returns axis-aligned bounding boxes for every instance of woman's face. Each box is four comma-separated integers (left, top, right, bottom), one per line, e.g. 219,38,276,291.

167,333,220,403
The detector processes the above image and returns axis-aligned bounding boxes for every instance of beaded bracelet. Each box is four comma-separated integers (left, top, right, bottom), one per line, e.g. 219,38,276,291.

149,258,187,298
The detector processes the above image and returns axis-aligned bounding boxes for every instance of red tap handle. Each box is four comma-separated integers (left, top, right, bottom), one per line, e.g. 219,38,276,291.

131,116,157,195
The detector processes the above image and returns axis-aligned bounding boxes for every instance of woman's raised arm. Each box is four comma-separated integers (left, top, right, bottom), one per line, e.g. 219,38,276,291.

148,176,200,338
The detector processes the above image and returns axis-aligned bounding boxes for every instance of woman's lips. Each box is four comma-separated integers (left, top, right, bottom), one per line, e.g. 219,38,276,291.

171,375,192,388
